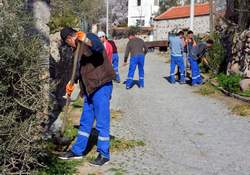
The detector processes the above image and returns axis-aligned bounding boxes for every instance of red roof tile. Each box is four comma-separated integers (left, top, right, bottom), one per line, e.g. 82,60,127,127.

155,3,210,20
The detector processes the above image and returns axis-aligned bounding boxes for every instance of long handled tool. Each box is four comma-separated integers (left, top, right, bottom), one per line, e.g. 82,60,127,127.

53,42,81,147
61,42,81,136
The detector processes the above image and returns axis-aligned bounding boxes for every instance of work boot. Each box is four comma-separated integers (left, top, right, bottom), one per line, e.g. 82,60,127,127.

89,154,109,166
179,80,186,84
58,151,83,160
114,79,121,83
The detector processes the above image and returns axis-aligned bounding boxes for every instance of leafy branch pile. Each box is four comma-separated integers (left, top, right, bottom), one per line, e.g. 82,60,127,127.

0,0,49,174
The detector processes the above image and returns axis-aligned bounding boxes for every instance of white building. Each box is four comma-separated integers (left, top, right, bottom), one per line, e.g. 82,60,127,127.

128,0,160,27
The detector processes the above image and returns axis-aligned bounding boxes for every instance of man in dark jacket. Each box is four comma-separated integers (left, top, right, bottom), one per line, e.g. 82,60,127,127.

124,32,148,89
58,27,115,166
189,39,213,86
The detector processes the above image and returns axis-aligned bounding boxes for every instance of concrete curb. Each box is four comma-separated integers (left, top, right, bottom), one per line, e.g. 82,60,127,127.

210,81,250,104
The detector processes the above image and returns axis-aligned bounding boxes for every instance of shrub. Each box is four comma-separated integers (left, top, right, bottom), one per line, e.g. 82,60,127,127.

49,10,79,33
207,33,226,74
217,73,242,93
0,1,48,174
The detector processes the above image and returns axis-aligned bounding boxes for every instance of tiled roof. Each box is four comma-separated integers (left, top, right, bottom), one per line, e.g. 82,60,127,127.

155,3,210,20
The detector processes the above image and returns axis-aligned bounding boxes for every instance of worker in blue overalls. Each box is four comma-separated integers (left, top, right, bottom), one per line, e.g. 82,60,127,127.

123,32,148,89
58,27,115,166
189,39,214,86
168,31,185,84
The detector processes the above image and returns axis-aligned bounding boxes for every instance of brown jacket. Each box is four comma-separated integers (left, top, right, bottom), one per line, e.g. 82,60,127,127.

77,43,115,96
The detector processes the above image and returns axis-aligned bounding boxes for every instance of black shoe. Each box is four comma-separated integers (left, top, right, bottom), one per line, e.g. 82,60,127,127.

89,154,109,166
58,151,83,160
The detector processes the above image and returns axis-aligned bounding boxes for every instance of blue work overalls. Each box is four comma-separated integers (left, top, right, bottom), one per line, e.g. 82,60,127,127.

126,54,145,88
168,35,185,83
170,55,185,83
71,82,113,159
112,53,120,81
189,56,203,85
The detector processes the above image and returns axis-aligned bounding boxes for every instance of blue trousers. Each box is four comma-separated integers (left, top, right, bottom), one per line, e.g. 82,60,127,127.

189,56,203,85
126,54,145,88
112,53,120,81
170,55,185,83
71,82,113,159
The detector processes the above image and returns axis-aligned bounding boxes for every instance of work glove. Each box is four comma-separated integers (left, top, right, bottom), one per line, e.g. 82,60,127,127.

66,82,75,97
76,31,90,45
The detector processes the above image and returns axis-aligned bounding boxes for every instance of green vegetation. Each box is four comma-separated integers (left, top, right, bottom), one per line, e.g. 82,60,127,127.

0,1,49,174
232,104,250,117
207,33,226,74
109,167,126,175
50,0,105,33
239,88,250,97
217,73,242,93
110,138,145,153
36,156,82,175
72,97,83,108
128,26,141,35
196,83,217,96
64,123,78,140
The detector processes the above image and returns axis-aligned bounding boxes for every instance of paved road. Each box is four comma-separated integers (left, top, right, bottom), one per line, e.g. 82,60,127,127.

109,52,250,175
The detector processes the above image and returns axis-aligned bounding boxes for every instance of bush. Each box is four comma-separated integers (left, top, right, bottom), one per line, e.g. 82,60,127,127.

0,1,48,174
49,9,79,33
207,33,226,74
217,73,242,93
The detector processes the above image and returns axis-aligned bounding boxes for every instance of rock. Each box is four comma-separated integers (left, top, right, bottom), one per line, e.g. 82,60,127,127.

229,63,240,74
247,31,250,38
236,41,243,50
240,31,247,41
50,32,61,62
247,38,250,43
245,48,250,54
240,79,250,92
244,70,250,78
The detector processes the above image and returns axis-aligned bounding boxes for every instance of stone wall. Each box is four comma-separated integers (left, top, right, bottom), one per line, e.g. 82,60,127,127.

153,15,210,40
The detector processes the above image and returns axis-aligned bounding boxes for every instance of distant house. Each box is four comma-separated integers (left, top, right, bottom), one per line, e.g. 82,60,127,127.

154,3,210,40
128,0,160,27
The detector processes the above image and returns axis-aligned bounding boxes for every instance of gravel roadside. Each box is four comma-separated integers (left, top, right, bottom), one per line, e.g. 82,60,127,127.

108,52,250,175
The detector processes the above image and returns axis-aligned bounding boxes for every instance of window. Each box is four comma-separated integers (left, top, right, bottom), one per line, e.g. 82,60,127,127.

154,0,159,6
136,19,145,26
137,0,141,6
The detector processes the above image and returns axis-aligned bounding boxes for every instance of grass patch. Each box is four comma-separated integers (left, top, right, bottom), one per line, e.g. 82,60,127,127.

111,109,123,120
217,73,241,93
64,123,78,140
232,104,250,117
110,138,145,152
109,167,126,175
36,156,83,175
72,97,83,108
239,88,250,97
84,138,145,161
195,82,217,96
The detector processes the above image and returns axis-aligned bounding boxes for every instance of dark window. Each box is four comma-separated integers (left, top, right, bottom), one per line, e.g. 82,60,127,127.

137,0,141,6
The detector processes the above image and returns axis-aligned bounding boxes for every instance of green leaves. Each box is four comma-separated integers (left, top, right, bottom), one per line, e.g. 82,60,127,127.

217,73,242,93
207,33,226,74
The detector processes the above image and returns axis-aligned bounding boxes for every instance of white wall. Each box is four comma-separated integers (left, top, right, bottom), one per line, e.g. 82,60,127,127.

128,0,159,27
153,15,210,40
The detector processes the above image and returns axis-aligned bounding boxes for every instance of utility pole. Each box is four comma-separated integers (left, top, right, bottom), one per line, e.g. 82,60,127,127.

190,0,194,31
209,0,214,33
106,0,109,36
